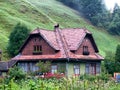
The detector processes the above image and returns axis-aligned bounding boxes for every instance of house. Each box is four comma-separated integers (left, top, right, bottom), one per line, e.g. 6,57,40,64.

1,24,104,77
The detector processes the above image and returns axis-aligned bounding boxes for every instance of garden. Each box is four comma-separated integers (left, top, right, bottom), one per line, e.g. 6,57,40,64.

0,62,120,90
0,73,120,90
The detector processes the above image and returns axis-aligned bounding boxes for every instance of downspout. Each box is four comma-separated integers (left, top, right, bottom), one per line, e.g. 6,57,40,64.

66,58,70,78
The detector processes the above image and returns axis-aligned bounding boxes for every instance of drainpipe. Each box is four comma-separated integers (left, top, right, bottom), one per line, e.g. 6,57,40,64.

0,50,2,61
66,57,70,78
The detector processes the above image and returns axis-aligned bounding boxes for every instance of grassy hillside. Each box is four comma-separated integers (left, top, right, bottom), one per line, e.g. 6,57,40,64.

0,0,120,60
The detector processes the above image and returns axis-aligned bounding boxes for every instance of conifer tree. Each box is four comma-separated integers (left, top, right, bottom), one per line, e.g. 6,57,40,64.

7,23,30,57
114,44,120,72
115,44,120,62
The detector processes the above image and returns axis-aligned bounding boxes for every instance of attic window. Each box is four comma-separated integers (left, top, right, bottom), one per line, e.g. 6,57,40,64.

83,46,89,55
33,45,42,55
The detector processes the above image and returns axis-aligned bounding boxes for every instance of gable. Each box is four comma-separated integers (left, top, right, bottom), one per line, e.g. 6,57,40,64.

19,29,59,53
20,34,56,55
75,34,99,55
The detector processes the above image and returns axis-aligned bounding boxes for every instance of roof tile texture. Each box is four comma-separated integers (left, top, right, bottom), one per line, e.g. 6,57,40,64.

12,27,103,61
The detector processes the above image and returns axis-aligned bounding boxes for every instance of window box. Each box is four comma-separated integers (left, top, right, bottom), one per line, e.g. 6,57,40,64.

33,51,42,55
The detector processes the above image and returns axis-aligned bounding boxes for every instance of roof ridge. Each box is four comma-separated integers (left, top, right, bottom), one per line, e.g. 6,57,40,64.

54,27,70,59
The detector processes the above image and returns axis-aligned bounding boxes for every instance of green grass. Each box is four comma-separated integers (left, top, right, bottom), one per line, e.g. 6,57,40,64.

0,0,120,60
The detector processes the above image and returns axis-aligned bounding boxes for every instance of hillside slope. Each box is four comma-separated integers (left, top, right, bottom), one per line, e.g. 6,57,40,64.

0,0,119,60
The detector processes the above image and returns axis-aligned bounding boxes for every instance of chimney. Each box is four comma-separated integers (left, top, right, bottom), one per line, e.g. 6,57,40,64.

0,50,2,61
54,24,59,31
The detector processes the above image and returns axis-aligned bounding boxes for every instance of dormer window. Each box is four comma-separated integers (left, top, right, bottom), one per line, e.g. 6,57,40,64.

83,46,89,55
33,45,42,55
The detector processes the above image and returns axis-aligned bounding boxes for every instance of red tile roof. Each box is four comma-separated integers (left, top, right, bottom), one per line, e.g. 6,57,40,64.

13,25,103,61
61,28,86,50
11,52,103,61
31,29,59,50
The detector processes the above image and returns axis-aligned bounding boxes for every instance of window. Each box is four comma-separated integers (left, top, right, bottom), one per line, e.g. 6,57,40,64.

18,63,28,72
90,64,96,75
34,45,42,52
51,65,57,74
74,65,80,75
85,63,97,75
33,45,42,55
85,63,89,74
96,63,100,74
83,46,89,55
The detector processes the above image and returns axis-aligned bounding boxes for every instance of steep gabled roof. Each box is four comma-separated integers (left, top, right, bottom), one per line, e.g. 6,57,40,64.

16,25,103,61
19,28,59,52
38,29,59,50
61,28,88,50
19,28,98,52
0,51,17,71
0,60,17,71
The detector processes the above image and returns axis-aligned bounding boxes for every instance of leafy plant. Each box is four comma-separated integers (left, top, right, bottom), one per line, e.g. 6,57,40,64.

8,66,26,80
36,61,51,74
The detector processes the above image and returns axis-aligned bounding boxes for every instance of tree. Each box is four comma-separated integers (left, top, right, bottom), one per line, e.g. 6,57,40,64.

79,0,104,19
104,52,115,75
104,45,120,75
108,4,120,35
112,3,120,17
114,44,120,72
115,44,120,62
7,23,30,57
58,0,107,27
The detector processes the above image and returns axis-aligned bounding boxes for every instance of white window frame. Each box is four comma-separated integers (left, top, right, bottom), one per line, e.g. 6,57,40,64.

74,64,80,75
51,65,57,74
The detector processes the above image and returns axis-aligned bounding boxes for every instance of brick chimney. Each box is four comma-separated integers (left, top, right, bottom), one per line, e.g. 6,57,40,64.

0,50,2,61
54,23,59,31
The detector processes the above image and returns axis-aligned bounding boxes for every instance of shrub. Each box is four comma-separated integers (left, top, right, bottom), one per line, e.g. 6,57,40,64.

8,66,26,80
80,74,96,81
36,61,51,73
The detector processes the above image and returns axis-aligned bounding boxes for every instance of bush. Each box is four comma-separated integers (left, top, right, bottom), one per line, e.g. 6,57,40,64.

80,73,109,82
8,66,26,80
80,74,96,81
